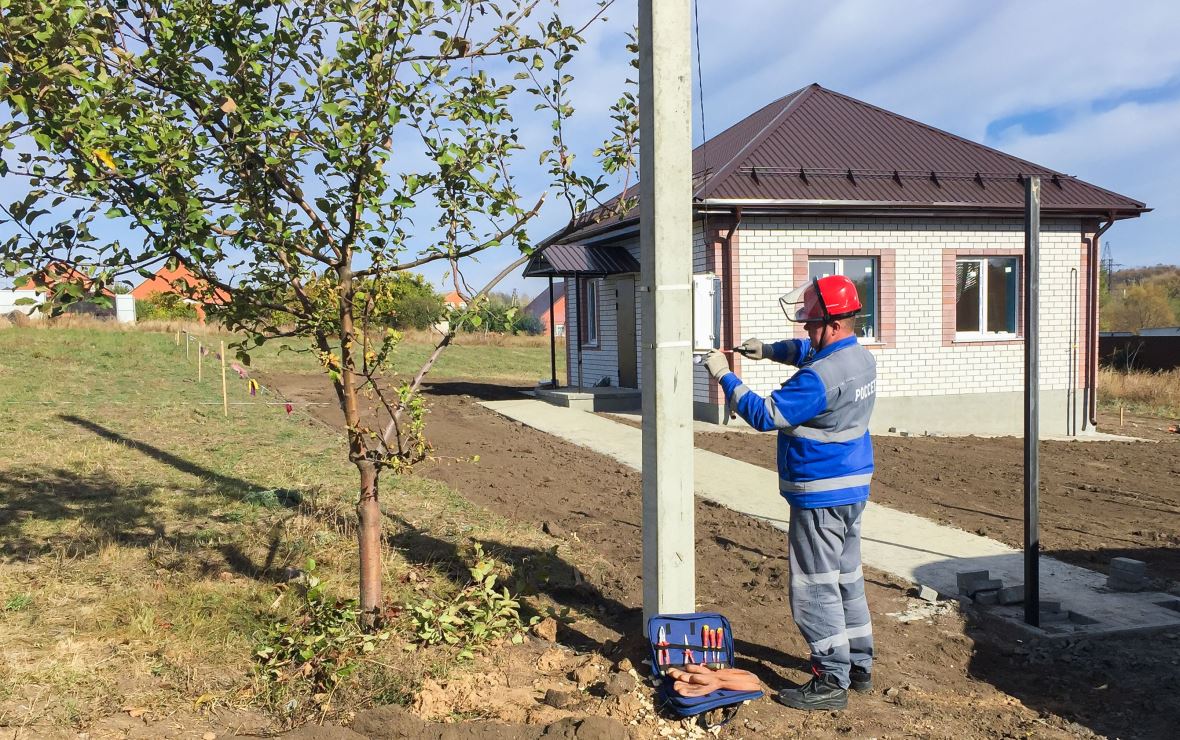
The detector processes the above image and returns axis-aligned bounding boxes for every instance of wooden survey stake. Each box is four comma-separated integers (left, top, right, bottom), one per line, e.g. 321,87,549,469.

220,340,228,417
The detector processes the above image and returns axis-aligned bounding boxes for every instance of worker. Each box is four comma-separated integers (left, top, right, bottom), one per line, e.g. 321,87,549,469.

701,274,876,712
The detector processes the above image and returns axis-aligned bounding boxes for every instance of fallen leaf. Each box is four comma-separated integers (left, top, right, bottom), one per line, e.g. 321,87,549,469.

220,97,237,114
123,706,147,718
203,734,217,740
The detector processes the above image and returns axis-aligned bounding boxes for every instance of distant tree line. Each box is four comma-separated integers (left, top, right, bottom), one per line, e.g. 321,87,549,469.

1101,265,1180,333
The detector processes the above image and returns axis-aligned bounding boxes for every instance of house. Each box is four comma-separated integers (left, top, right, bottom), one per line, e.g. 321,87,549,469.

131,262,228,321
525,84,1148,436
442,290,467,310
523,282,566,337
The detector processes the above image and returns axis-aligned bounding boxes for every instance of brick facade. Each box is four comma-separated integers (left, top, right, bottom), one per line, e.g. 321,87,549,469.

732,215,1088,405
562,214,1092,435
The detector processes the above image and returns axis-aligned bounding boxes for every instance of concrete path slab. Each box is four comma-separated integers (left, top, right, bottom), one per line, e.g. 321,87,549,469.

481,398,1180,638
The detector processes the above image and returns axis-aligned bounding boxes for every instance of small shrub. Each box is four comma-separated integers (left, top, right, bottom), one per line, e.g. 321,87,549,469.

136,292,199,320
407,544,535,659
516,314,544,336
254,560,389,716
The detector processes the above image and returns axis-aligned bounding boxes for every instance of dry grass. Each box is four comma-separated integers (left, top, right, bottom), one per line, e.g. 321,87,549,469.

0,326,595,733
1098,367,1180,418
7,314,565,349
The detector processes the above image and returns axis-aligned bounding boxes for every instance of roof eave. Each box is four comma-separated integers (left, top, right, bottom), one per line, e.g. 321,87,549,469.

696,198,1148,220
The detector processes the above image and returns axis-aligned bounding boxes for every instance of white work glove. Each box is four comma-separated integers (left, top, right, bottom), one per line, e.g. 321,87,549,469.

702,349,731,380
734,338,767,361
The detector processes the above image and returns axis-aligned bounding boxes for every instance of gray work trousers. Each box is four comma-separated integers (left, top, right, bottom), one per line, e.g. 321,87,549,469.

787,501,873,688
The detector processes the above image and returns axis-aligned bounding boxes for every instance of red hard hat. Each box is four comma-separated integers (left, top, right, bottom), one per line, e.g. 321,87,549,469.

780,275,862,323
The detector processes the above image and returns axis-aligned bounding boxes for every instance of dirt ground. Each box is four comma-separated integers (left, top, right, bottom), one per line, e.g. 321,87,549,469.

268,372,1180,740
684,409,1180,586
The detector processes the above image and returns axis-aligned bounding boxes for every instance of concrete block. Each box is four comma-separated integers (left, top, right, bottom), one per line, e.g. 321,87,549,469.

973,590,999,605
998,585,1025,605
966,578,1004,597
1038,600,1062,613
1110,557,1147,576
956,570,991,594
1040,608,1070,624
1107,574,1147,592
918,585,940,603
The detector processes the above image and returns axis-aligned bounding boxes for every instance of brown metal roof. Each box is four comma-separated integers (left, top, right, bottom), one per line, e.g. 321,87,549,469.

522,243,640,277
548,84,1147,246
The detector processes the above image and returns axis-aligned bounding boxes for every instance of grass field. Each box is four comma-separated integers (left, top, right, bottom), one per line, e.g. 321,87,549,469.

13,318,566,385
0,326,579,732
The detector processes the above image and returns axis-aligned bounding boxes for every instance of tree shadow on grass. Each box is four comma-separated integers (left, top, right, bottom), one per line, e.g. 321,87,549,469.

3,417,301,581
59,414,258,496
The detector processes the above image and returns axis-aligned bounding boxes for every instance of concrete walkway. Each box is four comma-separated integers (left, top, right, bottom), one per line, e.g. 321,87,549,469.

481,398,1180,638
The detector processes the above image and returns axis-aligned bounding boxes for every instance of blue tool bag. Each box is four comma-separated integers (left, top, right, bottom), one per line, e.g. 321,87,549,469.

646,612,764,722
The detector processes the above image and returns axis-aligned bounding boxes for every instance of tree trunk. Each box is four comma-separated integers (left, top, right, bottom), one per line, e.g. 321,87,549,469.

356,458,382,627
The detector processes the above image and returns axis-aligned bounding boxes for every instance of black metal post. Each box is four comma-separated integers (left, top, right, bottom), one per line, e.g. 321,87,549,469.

1024,176,1041,627
548,276,558,387
574,271,583,388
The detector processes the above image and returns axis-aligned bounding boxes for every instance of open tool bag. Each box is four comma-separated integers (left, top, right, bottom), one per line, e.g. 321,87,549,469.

646,612,764,722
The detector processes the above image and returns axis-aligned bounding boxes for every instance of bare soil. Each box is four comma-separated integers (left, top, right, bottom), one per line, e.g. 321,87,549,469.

680,410,1180,586
267,373,1180,740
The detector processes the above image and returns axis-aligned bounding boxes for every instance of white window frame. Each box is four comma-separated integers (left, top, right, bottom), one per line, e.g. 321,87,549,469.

807,257,879,344
954,256,1021,341
579,278,599,348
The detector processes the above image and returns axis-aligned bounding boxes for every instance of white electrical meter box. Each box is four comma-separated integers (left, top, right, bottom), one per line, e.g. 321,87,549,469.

692,274,723,352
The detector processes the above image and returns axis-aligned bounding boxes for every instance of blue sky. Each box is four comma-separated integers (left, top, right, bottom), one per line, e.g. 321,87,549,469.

3,1,1177,301
498,0,1180,300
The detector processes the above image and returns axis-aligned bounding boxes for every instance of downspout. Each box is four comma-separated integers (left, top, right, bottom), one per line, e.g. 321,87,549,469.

721,207,743,351
1085,215,1115,430
722,207,743,420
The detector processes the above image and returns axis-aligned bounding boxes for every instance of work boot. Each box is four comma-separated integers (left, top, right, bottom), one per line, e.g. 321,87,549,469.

774,674,848,711
850,666,872,693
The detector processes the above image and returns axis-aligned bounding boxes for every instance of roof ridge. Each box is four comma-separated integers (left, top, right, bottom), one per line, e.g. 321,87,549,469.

693,83,819,199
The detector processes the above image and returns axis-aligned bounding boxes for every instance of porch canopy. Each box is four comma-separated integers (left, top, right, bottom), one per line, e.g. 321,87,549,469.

523,242,640,278
524,243,640,390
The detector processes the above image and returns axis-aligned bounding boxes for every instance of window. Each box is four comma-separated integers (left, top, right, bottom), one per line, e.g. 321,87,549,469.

579,278,599,347
808,257,879,341
955,257,1019,337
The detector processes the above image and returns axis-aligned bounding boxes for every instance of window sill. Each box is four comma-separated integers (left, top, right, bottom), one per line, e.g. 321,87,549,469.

953,333,1023,343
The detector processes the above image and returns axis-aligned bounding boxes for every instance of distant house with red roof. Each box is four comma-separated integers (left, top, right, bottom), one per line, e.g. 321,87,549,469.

523,282,566,337
131,262,229,322
442,290,467,310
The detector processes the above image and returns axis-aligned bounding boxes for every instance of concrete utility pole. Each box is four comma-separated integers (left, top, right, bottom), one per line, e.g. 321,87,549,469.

1023,175,1041,627
639,0,695,629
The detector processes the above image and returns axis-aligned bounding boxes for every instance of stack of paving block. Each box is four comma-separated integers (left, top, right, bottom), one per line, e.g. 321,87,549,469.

1106,557,1148,591
957,570,1003,604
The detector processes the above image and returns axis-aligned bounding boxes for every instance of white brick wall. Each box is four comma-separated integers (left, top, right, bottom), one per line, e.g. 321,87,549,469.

731,216,1085,408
